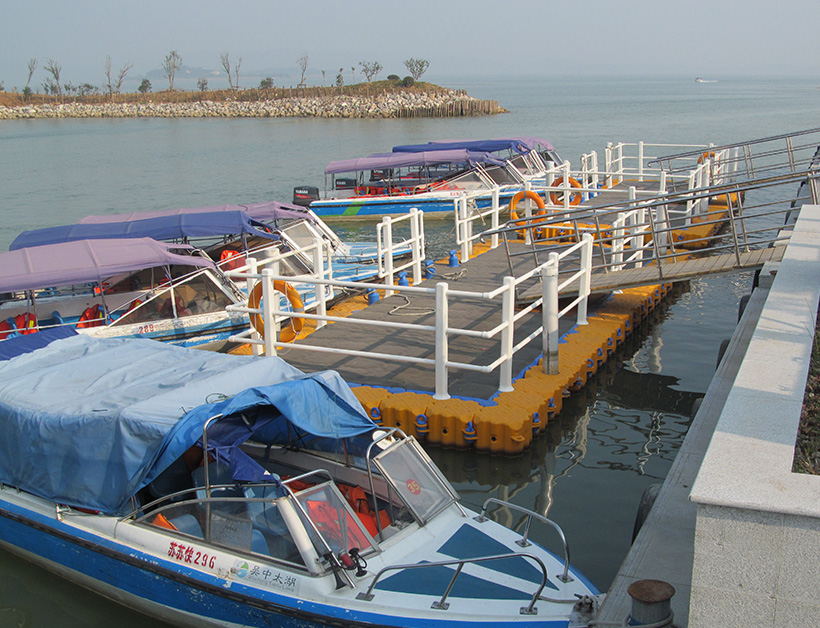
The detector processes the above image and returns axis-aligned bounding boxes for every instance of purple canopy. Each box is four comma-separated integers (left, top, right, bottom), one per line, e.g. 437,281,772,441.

0,238,214,294
78,201,313,225
324,149,505,175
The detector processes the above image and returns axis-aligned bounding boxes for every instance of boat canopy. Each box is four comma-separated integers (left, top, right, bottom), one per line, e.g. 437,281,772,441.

0,238,213,294
77,200,313,226
324,149,505,175
391,137,555,155
10,210,280,251
0,334,375,514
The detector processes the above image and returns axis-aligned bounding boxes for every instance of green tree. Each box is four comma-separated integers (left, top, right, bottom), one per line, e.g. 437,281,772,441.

335,67,344,87
197,77,208,92
403,58,429,81
162,50,182,90
259,77,274,89
137,78,152,94
359,61,383,83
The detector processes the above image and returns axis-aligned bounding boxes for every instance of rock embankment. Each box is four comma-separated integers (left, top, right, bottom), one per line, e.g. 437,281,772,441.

0,91,504,120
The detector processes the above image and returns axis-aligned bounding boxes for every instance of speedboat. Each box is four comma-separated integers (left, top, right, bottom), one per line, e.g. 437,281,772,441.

293,138,562,219
0,332,601,627
0,237,246,349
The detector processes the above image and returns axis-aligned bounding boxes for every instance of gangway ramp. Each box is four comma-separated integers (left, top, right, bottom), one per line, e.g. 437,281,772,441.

516,246,786,301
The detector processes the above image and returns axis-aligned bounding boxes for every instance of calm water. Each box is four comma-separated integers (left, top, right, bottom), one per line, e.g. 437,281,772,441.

0,75,817,624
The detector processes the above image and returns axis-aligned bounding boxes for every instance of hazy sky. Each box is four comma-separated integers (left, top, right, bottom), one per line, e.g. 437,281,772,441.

2,0,818,90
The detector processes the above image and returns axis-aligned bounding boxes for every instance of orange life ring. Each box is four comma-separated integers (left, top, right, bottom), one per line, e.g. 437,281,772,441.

697,151,716,164
248,280,305,343
549,177,583,206
509,190,549,239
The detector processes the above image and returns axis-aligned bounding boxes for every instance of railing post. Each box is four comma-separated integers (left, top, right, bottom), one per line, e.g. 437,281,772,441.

542,254,559,375
499,276,516,392
247,257,262,356
638,141,645,181
577,234,593,326
491,186,500,249
458,196,470,263
523,180,534,245
433,281,450,401
410,208,422,285
261,268,276,357
383,216,395,297
313,237,328,330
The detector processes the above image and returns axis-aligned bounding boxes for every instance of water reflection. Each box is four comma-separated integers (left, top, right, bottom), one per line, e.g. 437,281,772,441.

426,295,704,589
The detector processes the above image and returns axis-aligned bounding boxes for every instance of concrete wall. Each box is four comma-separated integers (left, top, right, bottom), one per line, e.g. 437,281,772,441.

689,205,820,627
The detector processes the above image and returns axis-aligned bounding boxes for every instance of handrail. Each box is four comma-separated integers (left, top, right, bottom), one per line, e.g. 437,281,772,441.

226,229,591,397
356,551,550,615
475,497,573,584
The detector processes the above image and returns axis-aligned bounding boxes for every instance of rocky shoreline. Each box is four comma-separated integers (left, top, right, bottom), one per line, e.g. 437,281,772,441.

0,90,503,120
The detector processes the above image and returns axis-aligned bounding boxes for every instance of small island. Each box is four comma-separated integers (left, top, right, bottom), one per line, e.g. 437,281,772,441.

0,81,505,120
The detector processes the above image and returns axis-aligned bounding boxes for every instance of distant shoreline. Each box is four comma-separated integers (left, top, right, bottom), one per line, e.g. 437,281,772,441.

0,84,505,120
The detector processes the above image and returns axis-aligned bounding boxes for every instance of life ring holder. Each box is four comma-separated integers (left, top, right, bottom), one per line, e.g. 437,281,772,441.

697,151,716,164
248,280,305,343
549,176,583,206
509,190,548,239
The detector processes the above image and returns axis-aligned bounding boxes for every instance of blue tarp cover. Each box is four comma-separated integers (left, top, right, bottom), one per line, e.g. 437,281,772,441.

77,201,313,226
0,335,374,514
10,211,278,251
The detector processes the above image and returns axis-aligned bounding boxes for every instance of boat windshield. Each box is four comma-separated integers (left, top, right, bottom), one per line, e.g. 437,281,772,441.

110,271,234,326
372,437,458,525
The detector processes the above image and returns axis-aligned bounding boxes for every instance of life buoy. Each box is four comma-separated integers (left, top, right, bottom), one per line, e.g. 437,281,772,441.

698,151,716,164
509,190,548,239
549,177,583,206
248,280,305,343
77,305,105,328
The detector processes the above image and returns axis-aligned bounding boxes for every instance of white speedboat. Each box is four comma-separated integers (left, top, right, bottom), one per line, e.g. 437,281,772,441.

0,332,600,627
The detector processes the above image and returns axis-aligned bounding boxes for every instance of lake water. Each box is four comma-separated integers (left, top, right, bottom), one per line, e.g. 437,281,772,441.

0,74,817,625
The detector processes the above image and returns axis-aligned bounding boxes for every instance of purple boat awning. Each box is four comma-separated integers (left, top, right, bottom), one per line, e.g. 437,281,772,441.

324,149,505,175
77,201,313,225
0,238,214,294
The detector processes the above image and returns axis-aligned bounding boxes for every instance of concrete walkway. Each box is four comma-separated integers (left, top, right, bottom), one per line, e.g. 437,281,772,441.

594,257,778,625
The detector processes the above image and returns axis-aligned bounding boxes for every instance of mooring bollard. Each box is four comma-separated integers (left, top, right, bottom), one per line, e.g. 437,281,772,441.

627,579,675,626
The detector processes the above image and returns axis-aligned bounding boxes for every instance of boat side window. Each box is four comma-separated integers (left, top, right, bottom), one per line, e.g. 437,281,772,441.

142,488,307,568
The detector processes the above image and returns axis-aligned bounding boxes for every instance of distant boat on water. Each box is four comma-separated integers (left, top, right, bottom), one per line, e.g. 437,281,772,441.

695,77,717,83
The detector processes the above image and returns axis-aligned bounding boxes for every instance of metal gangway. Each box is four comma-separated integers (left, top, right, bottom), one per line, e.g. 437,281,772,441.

484,143,820,301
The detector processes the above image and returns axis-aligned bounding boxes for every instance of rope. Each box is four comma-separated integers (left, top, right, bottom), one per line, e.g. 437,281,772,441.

442,268,467,281
387,295,436,316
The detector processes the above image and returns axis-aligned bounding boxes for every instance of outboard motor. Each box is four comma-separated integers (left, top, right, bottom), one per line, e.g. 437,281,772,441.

293,185,319,207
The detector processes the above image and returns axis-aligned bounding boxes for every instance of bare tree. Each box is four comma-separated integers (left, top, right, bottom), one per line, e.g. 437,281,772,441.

220,52,235,90
351,66,355,84
24,58,38,97
104,55,114,96
44,59,62,95
321,69,326,86
116,62,133,94
359,61,383,83
297,55,309,87
403,58,430,81
233,56,242,90
162,50,182,91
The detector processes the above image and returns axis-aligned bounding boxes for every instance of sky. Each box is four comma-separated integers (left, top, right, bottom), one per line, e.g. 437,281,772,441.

2,0,819,91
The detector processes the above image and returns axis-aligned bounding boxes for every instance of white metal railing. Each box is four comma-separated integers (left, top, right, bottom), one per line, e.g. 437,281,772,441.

226,235,594,399
377,207,425,296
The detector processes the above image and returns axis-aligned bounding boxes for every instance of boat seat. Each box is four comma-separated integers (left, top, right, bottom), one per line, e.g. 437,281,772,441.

169,513,204,539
